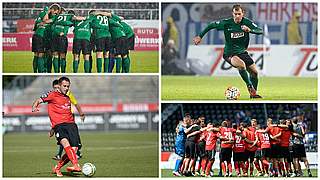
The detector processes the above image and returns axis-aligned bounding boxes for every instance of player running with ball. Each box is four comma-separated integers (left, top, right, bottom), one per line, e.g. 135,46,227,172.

193,4,263,98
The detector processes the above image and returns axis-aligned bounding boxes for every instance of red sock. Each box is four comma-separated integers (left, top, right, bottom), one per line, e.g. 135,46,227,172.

64,146,78,165
279,161,285,174
254,161,262,172
240,162,247,173
206,161,213,175
221,162,226,174
227,161,232,174
245,161,249,173
234,162,239,174
57,153,69,170
201,158,207,172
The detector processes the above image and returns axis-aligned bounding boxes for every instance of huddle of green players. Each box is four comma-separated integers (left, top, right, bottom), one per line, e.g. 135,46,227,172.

32,3,135,73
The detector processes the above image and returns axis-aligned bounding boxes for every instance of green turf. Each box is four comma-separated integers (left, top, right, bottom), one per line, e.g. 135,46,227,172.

161,168,318,177
3,51,158,73
3,131,158,177
162,76,317,100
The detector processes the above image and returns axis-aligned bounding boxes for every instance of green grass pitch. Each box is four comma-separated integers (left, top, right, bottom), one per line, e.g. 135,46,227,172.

3,51,158,73
161,169,318,178
3,131,158,177
162,76,317,100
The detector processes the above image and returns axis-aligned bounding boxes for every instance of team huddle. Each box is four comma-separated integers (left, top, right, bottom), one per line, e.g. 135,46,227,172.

32,3,135,73
173,114,313,177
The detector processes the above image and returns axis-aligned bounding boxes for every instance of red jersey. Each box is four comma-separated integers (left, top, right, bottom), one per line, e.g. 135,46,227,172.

256,131,271,149
205,131,219,150
244,129,257,151
233,133,246,152
198,130,208,143
220,127,234,148
279,127,291,147
248,126,256,133
41,91,74,128
265,126,281,145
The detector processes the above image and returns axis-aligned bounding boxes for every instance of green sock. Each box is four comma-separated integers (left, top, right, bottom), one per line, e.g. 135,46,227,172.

123,56,130,73
250,75,259,90
104,58,109,73
43,55,48,73
73,60,79,73
89,55,93,73
115,57,122,73
33,56,38,73
60,58,66,73
96,58,102,73
238,69,252,87
37,57,45,73
53,57,60,73
47,55,52,73
84,60,90,73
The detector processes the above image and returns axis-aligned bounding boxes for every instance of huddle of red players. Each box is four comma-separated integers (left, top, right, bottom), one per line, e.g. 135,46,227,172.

178,116,312,177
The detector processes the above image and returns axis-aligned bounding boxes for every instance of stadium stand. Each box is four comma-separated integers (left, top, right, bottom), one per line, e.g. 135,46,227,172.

4,76,158,105
161,103,317,152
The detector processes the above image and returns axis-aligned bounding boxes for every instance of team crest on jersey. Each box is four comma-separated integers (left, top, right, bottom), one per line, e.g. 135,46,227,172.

231,32,245,39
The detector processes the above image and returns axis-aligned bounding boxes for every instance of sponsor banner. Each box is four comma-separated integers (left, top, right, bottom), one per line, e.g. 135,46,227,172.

17,19,34,32
134,28,159,51
3,112,158,132
108,112,158,131
161,152,318,169
187,45,317,77
4,103,158,115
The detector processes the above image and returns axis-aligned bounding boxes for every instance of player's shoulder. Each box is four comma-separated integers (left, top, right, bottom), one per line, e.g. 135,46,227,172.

40,90,55,98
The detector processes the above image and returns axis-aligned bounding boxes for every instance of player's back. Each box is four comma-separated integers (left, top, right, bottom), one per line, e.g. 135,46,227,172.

279,127,291,147
220,127,233,148
73,18,92,41
256,131,271,149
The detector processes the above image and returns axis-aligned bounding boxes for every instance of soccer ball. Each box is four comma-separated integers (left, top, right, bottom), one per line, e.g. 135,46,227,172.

225,86,240,100
82,163,96,177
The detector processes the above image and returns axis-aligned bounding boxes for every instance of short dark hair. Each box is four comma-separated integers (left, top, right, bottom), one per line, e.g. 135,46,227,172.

60,7,66,14
49,4,61,11
68,10,75,15
58,76,70,84
88,9,96,15
52,79,59,88
232,4,245,12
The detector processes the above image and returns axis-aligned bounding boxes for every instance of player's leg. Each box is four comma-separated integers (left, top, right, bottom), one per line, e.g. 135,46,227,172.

53,144,64,160
82,40,91,73
33,53,38,73
33,35,46,73
60,53,67,73
103,37,112,72
59,36,68,73
46,51,53,73
109,49,115,72
95,38,104,73
247,64,259,91
173,145,184,176
123,35,134,73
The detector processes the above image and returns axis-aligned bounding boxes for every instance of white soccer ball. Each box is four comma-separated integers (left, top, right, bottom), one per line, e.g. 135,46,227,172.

82,162,96,177
225,86,241,100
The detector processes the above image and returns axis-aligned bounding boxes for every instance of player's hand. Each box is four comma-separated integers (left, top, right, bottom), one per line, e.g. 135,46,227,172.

80,114,85,122
32,106,39,112
48,129,54,138
193,36,202,45
59,32,64,36
241,25,251,32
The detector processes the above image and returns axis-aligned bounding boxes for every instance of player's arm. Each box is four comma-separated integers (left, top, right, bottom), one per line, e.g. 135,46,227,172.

32,98,43,112
250,136,259,148
184,124,196,134
270,131,282,140
242,19,263,35
193,20,224,45
187,130,201,138
75,104,85,122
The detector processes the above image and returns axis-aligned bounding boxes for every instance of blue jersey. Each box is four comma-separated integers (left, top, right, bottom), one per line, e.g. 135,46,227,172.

175,124,186,157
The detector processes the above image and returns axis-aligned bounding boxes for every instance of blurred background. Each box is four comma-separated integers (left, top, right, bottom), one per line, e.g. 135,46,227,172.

3,2,159,73
161,103,318,176
161,2,317,76
3,75,159,177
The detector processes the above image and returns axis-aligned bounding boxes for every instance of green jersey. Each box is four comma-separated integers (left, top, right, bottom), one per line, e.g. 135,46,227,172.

90,14,111,39
52,14,74,37
73,17,93,41
33,10,48,37
109,15,126,41
199,17,263,55
112,14,134,38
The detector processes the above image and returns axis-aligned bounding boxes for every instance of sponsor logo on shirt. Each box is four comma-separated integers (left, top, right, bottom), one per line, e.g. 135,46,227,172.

231,32,245,39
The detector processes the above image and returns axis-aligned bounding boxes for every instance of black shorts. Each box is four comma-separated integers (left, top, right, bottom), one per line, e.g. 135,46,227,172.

197,141,206,158
206,149,216,161
220,148,232,161
270,144,280,158
127,35,135,50
73,39,91,55
223,51,254,67
32,34,45,53
95,37,112,52
90,36,95,52
54,123,81,148
114,36,129,56
293,144,306,158
288,148,294,163
52,35,68,53
233,152,246,162
279,146,290,159
185,141,196,158
245,150,255,162
254,149,262,159
261,148,272,158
